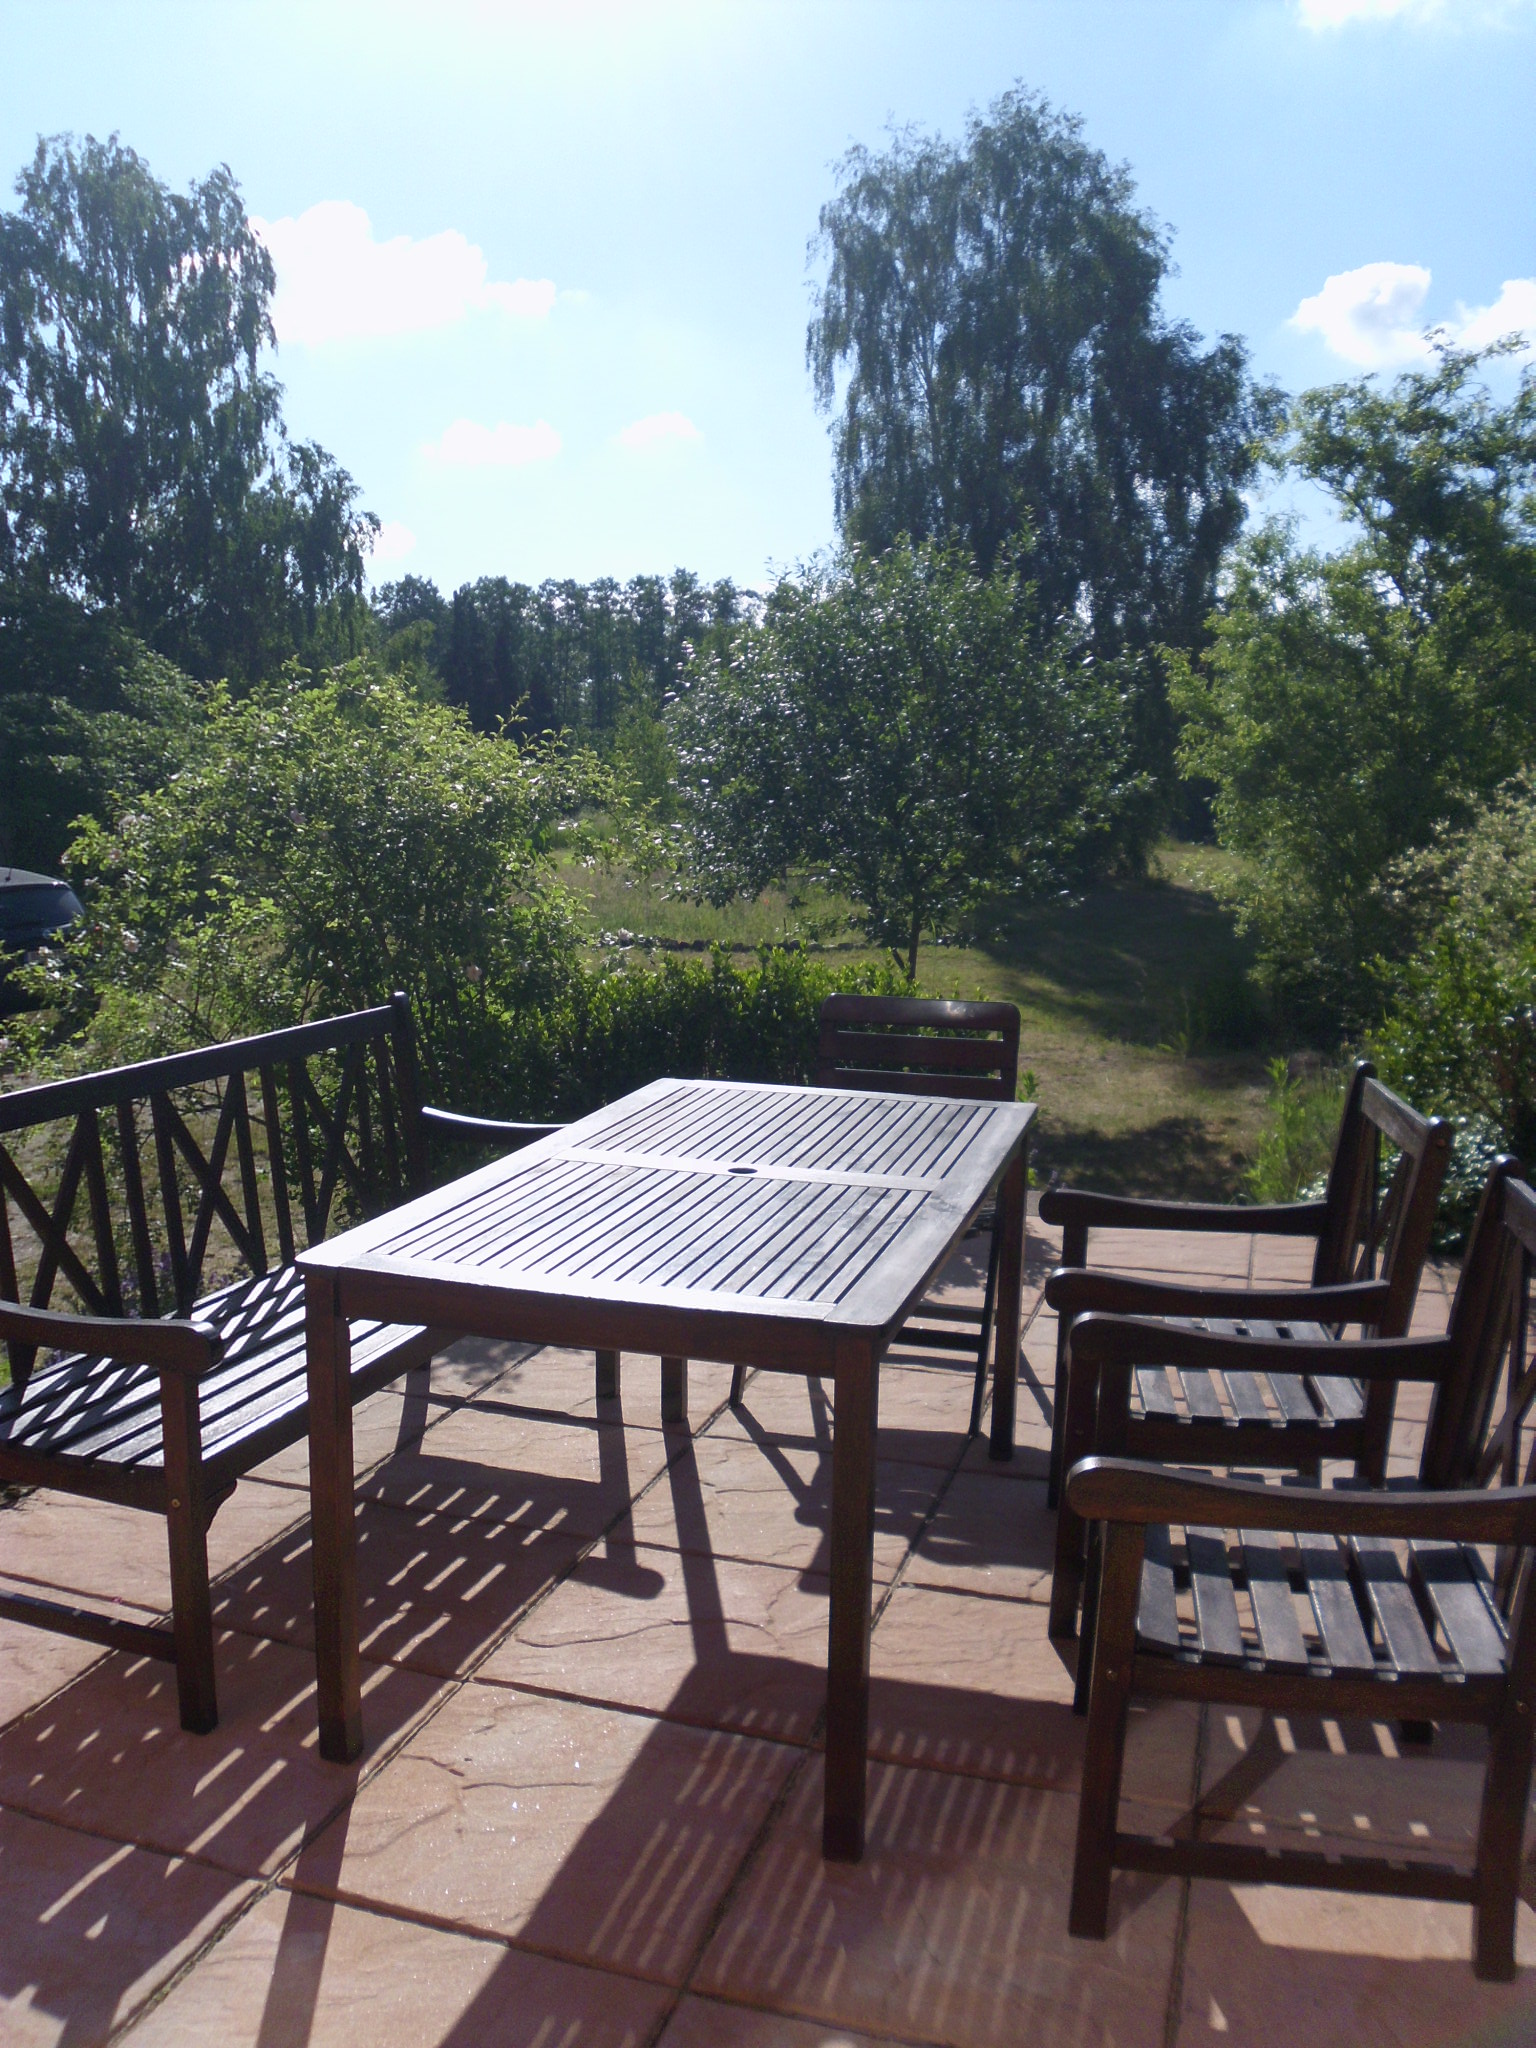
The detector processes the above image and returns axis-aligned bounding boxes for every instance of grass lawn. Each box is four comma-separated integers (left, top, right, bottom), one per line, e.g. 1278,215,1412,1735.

561,841,1282,1200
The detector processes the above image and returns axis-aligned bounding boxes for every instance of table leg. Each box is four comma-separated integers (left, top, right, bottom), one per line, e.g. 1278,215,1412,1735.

661,1355,688,1426
824,1334,878,1861
596,1349,621,1401
988,1138,1029,1461
305,1269,362,1762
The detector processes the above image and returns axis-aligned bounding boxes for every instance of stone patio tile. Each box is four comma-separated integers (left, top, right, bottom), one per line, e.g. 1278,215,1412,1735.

0,1631,437,1877
0,1805,254,2048
623,1434,940,1583
867,1582,1199,1808
356,1408,675,1535
482,1542,829,1746
903,1473,1056,1603
658,1996,900,2046
289,1681,795,1984
0,1620,109,1734
0,1478,307,1617
704,1370,838,1447
250,1379,452,1492
696,1756,1181,2048
1191,1707,1529,1859
1077,1227,1255,1279
125,1886,672,2047
477,1341,739,1430
1172,1878,1536,2046
213,1495,585,1679
713,1363,981,1473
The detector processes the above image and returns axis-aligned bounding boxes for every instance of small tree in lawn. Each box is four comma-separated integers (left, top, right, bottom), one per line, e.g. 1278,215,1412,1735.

673,535,1135,980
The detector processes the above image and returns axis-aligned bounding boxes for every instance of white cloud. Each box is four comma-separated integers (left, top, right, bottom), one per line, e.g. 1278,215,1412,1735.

421,418,562,468
250,200,556,347
1456,277,1536,351
1291,261,1536,367
616,410,703,451
369,520,417,564
1291,262,1434,367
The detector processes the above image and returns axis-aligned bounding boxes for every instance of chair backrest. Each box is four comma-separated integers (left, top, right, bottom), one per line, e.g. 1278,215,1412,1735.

1311,1060,1451,1337
0,996,426,1382
1421,1161,1535,1498
814,994,1021,1102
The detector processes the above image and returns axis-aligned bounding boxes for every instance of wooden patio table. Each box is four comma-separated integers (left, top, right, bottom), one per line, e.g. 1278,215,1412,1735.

299,1075,1034,1859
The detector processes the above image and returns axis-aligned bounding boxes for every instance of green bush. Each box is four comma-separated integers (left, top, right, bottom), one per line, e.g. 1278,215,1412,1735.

1245,1057,1347,1204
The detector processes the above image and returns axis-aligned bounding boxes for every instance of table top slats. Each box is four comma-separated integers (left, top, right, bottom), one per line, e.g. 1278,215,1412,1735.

302,1078,1032,1338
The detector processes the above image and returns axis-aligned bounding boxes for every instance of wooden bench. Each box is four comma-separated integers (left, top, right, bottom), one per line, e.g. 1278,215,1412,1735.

0,996,547,1733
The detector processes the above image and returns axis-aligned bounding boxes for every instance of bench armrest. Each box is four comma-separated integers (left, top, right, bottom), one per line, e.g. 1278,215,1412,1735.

1065,1454,1536,1547
1067,1310,1453,1384
1038,1185,1325,1235
421,1105,563,1148
1045,1269,1391,1324
0,1299,223,1377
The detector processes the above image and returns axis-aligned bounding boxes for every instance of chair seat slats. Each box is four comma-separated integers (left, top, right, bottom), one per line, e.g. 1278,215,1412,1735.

1268,1372,1319,1423
1295,1532,1378,1673
1136,1522,1182,1652
1179,1370,1225,1422
1241,1530,1311,1669
1311,1374,1366,1422
1135,1366,1179,1417
1223,1370,1273,1423
1412,1541,1508,1677
1186,1528,1246,1663
1349,1536,1442,1674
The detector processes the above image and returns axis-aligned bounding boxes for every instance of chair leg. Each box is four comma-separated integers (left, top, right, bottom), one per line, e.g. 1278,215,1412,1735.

968,1222,1003,1437
1049,1345,1107,1642
159,1372,217,1734
1073,1520,1103,1716
729,1363,747,1407
1047,1221,1087,1508
1069,1520,1144,1939
662,1356,688,1426
1472,1698,1534,1980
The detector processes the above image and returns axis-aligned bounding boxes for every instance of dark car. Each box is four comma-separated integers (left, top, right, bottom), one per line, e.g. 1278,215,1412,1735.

1,868,82,1013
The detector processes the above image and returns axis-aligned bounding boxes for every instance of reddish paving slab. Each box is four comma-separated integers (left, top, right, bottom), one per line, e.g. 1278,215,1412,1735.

3,1215,1531,2046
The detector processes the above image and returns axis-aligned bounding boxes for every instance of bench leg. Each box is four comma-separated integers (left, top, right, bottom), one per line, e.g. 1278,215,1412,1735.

661,1356,688,1427
306,1270,362,1763
1473,1692,1535,1979
596,1349,621,1401
160,1373,216,1734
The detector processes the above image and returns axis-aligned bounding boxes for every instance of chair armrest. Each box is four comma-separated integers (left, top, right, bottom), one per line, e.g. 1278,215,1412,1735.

0,1299,223,1377
422,1105,563,1147
1037,1185,1325,1235
1065,1455,1536,1548
1045,1269,1391,1323
1066,1310,1453,1385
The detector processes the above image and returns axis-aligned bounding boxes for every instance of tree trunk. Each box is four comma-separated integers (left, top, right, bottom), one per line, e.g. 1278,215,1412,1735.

906,906,921,983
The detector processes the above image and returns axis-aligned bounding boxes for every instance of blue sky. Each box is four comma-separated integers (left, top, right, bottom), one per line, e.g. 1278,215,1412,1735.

1,0,1532,594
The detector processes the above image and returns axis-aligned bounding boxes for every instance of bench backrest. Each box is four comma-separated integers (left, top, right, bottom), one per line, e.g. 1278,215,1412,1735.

0,996,425,1382
1312,1060,1451,1336
815,994,1021,1102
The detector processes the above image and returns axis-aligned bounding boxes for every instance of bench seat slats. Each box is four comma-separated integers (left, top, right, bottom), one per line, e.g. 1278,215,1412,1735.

1136,1522,1182,1653
1268,1372,1319,1423
1179,1370,1225,1422
1223,1371,1273,1424
1312,1375,1366,1423
0,1270,428,1472
1294,1531,1378,1673
1135,1367,1179,1417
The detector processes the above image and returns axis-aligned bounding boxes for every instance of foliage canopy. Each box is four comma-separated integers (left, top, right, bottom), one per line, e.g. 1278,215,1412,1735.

673,534,1138,979
808,88,1272,670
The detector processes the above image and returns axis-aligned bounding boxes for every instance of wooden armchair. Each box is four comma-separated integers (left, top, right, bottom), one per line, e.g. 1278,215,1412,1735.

728,993,1023,1434
1041,1063,1450,1505
1063,1167,1536,1980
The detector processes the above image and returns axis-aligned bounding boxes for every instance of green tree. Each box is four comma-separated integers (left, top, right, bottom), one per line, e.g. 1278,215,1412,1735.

36,664,606,1102
1173,347,1536,1029
808,89,1271,678
673,536,1137,980
0,582,202,869
0,133,376,682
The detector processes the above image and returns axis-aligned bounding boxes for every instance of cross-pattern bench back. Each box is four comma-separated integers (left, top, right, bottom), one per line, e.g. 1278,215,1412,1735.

0,996,425,1385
